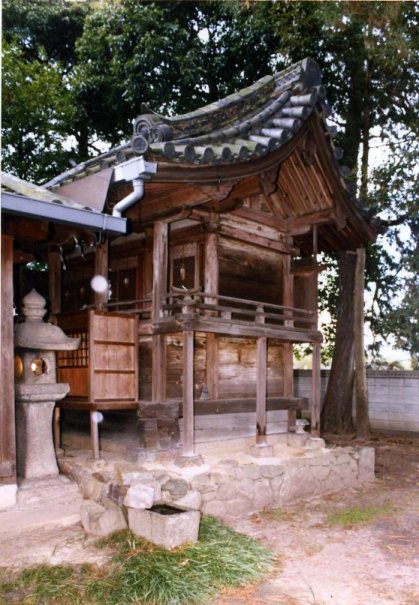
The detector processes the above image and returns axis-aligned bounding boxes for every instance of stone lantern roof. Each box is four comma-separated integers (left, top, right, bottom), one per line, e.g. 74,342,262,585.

15,290,80,351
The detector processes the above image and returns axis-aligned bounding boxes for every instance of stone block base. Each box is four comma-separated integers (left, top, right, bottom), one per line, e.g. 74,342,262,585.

249,444,274,457
138,401,180,450
80,499,127,536
128,504,200,549
0,483,17,510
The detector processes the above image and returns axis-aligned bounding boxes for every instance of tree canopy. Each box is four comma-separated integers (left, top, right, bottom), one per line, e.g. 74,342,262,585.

2,1,418,379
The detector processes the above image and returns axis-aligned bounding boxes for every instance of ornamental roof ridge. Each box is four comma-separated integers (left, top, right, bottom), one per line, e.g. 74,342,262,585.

46,57,331,188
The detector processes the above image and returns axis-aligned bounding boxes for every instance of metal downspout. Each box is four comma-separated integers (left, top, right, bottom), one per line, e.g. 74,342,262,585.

112,178,145,217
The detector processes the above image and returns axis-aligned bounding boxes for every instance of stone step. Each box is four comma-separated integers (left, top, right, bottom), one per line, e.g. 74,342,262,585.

0,497,83,537
17,474,81,505
0,475,84,538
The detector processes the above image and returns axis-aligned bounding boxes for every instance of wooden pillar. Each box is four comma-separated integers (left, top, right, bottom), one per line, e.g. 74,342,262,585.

152,221,168,322
206,335,218,400
311,342,321,436
94,239,109,309
0,234,17,495
90,411,100,460
204,228,219,399
256,336,268,445
143,227,154,296
182,328,195,456
151,221,168,403
311,227,321,436
48,248,61,315
152,335,166,403
282,253,295,430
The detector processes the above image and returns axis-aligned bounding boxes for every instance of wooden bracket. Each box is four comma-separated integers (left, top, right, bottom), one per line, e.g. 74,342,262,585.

259,165,280,197
199,181,238,202
299,131,317,167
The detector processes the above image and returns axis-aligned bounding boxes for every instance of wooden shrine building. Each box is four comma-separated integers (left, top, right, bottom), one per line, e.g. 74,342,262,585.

1,174,128,505
1,58,377,479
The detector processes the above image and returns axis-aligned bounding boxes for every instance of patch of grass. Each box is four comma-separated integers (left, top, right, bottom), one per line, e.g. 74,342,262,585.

0,516,275,605
326,503,393,526
258,508,295,521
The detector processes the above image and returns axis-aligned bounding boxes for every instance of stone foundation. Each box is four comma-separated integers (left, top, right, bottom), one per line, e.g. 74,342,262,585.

0,483,18,510
58,436,375,530
137,401,180,450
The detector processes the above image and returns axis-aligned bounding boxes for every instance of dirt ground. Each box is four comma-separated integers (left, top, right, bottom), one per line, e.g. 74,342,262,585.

216,433,419,605
1,433,418,605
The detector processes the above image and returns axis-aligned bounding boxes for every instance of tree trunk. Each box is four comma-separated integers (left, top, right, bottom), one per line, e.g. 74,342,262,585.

76,120,89,159
321,251,356,433
354,247,370,438
322,20,368,434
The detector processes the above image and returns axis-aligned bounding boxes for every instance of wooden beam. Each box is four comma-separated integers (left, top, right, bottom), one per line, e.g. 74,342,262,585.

311,342,321,436
2,215,49,241
233,207,286,231
182,329,195,456
286,208,335,235
94,240,109,309
48,248,61,315
154,316,322,343
152,221,168,322
0,235,16,485
219,224,298,255
185,397,305,416
256,337,268,445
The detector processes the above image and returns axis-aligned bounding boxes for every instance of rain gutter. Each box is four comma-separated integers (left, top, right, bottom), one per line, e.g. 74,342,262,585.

1,192,127,236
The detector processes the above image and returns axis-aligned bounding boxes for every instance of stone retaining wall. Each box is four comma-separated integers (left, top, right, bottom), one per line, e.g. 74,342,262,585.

295,369,419,433
59,439,375,535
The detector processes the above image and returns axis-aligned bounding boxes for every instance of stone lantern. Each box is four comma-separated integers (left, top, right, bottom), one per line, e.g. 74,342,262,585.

14,289,80,479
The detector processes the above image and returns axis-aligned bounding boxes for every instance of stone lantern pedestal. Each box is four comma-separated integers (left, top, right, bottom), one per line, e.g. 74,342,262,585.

14,290,80,479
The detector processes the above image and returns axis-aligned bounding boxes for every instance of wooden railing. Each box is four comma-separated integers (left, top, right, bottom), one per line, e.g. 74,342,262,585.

105,288,317,334
161,288,316,329
106,296,152,319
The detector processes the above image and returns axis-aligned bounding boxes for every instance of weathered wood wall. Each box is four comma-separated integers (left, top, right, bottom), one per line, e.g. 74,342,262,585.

139,333,285,402
218,236,283,304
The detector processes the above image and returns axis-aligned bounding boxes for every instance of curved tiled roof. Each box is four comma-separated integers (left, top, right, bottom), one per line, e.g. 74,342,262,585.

46,58,335,188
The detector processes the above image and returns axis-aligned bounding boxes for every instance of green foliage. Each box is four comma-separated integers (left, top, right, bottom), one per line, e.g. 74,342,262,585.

1,40,76,182
74,0,283,144
2,0,417,364
25,261,48,272
326,503,392,526
0,518,275,605
2,0,90,67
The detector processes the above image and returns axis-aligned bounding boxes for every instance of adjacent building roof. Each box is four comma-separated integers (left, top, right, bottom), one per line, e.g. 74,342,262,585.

1,172,127,236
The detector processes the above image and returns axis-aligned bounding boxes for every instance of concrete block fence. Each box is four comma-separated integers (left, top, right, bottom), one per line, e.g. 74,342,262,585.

294,370,419,433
